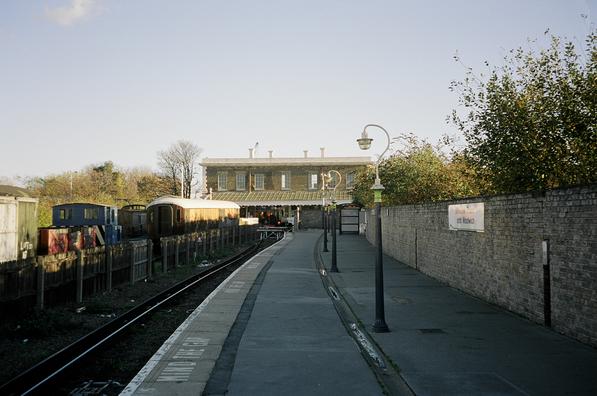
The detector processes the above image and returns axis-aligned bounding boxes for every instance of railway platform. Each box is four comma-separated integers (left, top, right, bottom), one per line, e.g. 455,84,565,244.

122,230,597,396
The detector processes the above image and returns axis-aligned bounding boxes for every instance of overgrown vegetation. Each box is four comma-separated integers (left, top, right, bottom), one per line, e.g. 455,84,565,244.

354,31,596,207
352,134,481,207
451,31,596,194
22,139,203,227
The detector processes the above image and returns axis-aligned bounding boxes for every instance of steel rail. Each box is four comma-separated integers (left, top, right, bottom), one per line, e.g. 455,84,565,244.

0,242,263,396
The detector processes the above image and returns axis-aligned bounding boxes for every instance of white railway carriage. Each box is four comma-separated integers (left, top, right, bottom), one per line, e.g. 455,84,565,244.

146,196,240,241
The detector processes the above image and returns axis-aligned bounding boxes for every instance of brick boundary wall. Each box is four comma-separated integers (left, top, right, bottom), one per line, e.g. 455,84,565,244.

364,185,597,347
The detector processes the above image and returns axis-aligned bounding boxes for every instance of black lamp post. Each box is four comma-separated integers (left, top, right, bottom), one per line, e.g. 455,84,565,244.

357,123,390,333
330,199,338,272
323,199,329,252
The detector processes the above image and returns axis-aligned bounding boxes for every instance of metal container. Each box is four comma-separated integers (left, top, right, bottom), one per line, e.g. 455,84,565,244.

38,228,69,255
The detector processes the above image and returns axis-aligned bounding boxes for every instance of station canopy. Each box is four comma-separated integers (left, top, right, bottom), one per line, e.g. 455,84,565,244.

211,190,353,207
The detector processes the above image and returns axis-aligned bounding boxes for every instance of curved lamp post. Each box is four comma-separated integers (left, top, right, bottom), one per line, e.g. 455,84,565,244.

357,123,390,333
322,178,329,253
325,170,342,273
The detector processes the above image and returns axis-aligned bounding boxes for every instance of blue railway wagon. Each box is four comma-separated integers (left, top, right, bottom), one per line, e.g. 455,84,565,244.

51,203,121,246
52,203,118,227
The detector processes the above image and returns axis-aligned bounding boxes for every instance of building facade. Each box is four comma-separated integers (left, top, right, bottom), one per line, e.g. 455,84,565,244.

201,148,370,228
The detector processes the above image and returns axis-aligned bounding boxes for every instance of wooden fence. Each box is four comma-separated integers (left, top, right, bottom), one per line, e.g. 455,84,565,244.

0,224,259,312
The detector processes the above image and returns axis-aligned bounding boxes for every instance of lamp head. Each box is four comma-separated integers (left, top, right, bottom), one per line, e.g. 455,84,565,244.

357,130,373,150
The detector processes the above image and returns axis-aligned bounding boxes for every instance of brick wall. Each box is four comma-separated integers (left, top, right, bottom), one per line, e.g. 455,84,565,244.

365,185,597,347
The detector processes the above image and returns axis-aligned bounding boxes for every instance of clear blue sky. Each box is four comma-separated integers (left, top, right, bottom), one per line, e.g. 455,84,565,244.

0,0,594,181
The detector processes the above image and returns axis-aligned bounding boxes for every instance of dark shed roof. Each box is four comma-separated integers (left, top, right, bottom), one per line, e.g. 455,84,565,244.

0,184,33,198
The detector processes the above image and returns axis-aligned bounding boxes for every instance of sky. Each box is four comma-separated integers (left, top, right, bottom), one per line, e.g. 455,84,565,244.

0,0,594,183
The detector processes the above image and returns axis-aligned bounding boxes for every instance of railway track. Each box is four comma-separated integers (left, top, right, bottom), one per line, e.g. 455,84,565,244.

0,240,272,395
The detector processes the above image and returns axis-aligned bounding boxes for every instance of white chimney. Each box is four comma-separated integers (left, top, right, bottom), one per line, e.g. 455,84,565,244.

268,150,273,158
320,147,325,158
249,148,254,158
303,150,308,158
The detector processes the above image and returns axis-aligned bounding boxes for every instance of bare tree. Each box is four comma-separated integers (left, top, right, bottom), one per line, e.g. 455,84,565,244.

157,140,202,198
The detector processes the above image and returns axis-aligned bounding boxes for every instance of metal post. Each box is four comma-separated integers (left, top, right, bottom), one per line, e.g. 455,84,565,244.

175,238,180,267
323,206,329,252
543,240,552,327
147,239,153,280
186,236,191,265
331,204,338,272
373,199,389,332
162,239,168,273
130,243,135,285
36,257,45,310
76,250,84,304
107,245,113,291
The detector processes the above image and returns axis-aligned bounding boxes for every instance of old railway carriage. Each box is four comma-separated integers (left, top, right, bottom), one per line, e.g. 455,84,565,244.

0,185,38,263
146,196,240,241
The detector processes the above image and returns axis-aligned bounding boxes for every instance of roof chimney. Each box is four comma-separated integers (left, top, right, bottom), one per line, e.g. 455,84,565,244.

249,148,254,158
320,147,325,158
268,150,273,159
303,150,308,158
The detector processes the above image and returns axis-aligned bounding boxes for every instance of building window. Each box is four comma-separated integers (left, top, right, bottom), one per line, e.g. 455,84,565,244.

236,172,246,191
281,171,291,190
346,172,356,189
254,173,265,190
59,208,72,220
84,207,99,220
308,173,318,190
217,172,227,191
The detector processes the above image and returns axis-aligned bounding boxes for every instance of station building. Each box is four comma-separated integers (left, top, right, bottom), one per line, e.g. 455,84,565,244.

200,148,371,228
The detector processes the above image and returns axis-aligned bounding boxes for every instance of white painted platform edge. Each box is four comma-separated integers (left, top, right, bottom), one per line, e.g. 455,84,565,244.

120,237,285,396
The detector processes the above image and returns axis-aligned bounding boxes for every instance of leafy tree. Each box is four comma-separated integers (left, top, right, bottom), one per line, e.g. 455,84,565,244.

157,140,202,198
451,32,597,193
25,164,171,227
352,134,480,207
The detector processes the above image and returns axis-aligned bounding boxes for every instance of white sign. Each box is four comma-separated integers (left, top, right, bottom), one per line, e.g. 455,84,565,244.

448,203,484,232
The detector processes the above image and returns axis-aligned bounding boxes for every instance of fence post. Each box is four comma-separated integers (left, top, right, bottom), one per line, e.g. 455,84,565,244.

147,239,153,280
130,243,135,286
232,224,236,247
36,257,45,310
107,245,113,292
186,236,191,265
76,250,84,303
203,231,207,256
175,237,180,267
162,239,168,273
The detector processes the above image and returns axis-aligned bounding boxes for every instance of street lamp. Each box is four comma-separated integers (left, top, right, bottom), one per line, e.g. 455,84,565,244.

357,123,390,333
322,182,329,252
325,170,342,273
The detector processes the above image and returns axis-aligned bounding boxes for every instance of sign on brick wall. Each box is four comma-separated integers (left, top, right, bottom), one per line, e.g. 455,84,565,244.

448,203,484,232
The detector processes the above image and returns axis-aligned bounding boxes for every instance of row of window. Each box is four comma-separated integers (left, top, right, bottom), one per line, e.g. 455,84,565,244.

58,207,116,223
217,171,355,191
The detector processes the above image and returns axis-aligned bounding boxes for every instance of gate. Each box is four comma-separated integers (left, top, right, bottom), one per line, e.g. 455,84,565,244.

339,207,360,234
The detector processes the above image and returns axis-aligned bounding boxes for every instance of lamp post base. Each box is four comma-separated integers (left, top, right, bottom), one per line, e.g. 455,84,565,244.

372,319,389,333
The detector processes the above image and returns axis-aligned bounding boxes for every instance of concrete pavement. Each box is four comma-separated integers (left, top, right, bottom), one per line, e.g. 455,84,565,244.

320,232,597,395
210,231,383,395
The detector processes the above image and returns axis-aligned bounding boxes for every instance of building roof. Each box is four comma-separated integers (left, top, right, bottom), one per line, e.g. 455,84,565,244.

211,190,353,206
201,156,371,167
147,196,240,210
0,184,33,198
